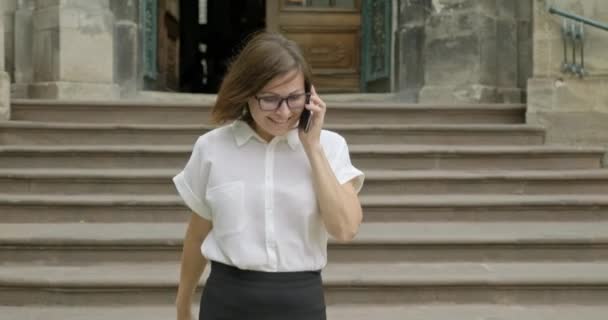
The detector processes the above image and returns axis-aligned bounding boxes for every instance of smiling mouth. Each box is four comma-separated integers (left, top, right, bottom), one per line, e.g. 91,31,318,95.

269,117,290,124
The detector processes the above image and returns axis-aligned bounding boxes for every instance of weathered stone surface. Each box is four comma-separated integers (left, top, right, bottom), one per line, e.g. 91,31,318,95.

497,87,523,103
527,77,608,166
30,1,115,98
398,0,427,24
415,0,526,103
33,5,113,31
10,83,29,98
59,28,113,82
518,19,532,90
424,34,481,86
426,11,477,39
32,29,59,82
419,83,498,103
496,19,518,87
35,0,109,10
0,6,10,119
110,0,137,21
497,0,517,19
0,1,17,76
528,77,607,113
529,110,608,166
110,0,139,98
517,0,533,21
14,3,34,84
0,72,9,120
0,12,5,72
114,21,138,97
532,37,562,78
395,0,429,102
29,81,118,100
395,26,425,102
478,15,497,86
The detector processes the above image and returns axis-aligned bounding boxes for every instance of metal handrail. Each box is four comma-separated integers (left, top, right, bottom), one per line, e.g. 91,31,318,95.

549,6,608,32
548,6,608,77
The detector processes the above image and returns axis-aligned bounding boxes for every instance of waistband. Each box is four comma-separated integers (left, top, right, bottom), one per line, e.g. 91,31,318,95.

209,261,322,283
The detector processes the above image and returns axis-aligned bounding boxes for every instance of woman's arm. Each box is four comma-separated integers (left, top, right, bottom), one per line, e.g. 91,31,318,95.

299,85,363,243
176,212,212,319
305,145,363,242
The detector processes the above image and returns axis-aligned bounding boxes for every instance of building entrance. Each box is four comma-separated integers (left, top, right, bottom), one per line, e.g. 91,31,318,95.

147,0,390,94
178,0,265,93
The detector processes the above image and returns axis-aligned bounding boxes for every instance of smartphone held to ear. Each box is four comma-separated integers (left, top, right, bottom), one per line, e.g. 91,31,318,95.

299,81,313,132
299,96,312,132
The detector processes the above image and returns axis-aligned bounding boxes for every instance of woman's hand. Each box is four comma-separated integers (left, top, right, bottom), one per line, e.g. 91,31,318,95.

298,85,326,152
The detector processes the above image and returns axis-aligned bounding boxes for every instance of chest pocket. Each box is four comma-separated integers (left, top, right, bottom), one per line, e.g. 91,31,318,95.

206,181,247,237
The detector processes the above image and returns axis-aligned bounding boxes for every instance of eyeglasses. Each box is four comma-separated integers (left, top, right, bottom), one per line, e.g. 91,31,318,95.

254,93,311,111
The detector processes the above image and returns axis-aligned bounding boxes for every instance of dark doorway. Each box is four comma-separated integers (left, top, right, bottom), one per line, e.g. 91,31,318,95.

179,0,266,93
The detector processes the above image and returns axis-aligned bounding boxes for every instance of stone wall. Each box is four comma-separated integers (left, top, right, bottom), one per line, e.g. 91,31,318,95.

527,0,608,165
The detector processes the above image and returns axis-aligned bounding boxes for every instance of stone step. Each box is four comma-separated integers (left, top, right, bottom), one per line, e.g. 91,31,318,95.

2,304,608,320
2,193,608,223
0,121,545,146
10,99,526,125
0,145,603,170
3,168,608,196
1,261,607,306
1,221,606,264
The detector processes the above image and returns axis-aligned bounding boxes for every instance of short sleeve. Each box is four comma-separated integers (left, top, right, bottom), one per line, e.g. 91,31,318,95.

330,138,365,193
173,136,212,220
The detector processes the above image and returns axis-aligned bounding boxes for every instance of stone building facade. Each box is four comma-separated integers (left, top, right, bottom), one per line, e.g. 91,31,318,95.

0,0,606,158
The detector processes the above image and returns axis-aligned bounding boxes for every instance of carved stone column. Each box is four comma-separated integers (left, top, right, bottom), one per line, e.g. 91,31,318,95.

13,0,35,98
30,0,118,99
395,0,429,102
0,3,12,120
1,0,17,83
111,0,139,98
418,0,521,103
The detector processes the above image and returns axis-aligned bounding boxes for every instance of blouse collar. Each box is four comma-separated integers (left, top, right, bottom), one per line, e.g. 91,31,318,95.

231,120,300,150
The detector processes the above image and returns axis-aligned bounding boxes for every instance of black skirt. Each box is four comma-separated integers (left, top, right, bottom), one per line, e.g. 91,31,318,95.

199,261,327,320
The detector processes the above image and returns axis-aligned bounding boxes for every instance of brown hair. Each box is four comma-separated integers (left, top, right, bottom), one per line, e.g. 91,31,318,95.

211,31,313,125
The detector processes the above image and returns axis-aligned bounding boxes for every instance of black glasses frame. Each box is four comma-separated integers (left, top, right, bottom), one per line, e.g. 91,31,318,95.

254,93,311,111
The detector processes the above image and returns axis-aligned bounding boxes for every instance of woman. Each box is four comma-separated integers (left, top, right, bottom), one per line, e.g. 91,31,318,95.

173,31,365,320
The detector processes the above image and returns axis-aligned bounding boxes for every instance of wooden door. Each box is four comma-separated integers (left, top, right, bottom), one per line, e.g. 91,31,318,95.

266,0,361,93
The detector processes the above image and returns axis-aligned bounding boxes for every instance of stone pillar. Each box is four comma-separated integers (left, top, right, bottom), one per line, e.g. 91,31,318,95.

394,0,429,102
516,0,533,101
0,5,11,120
13,0,35,98
495,0,521,102
527,0,608,165
1,0,17,83
30,0,118,99
418,0,521,103
111,0,139,98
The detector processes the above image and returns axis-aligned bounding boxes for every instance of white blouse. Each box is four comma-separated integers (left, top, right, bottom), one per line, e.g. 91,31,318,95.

173,120,364,272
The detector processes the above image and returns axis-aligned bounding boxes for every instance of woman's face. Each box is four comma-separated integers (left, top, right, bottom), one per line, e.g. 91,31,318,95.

248,69,306,142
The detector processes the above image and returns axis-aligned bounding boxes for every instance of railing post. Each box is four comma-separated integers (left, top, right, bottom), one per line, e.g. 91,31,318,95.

550,6,607,78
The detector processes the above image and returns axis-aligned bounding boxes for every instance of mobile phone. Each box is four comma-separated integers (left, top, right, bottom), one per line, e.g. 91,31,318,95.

299,81,312,132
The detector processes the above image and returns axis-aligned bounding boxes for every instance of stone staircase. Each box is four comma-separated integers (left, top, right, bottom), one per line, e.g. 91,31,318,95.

1,99,608,320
